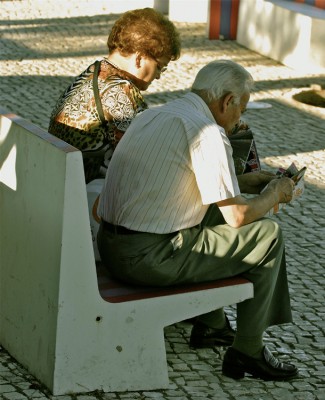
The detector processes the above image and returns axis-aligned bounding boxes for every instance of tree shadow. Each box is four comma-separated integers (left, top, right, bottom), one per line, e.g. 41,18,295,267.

1,13,324,164
0,73,324,158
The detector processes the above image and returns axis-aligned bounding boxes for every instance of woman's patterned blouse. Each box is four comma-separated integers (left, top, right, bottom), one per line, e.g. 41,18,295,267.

48,58,148,183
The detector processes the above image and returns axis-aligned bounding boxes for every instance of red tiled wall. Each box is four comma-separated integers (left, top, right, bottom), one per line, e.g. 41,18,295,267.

209,0,239,40
293,0,325,9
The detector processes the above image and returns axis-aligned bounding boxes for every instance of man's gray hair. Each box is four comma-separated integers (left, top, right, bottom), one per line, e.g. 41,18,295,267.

191,59,254,104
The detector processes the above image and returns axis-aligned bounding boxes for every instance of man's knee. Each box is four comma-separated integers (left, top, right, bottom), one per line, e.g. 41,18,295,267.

257,218,285,267
259,218,283,243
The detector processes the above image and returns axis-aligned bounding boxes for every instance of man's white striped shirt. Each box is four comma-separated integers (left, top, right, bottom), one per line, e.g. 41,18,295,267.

98,93,240,233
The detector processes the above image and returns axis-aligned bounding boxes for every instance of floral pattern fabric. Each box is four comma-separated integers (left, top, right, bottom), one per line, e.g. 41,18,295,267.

48,58,148,183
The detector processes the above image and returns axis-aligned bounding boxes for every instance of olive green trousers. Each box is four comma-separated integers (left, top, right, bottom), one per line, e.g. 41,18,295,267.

98,206,292,337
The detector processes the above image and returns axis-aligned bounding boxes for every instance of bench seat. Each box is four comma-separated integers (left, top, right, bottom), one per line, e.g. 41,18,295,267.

97,261,251,303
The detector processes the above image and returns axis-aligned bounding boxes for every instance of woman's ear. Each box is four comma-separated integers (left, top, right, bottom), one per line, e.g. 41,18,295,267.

135,52,142,69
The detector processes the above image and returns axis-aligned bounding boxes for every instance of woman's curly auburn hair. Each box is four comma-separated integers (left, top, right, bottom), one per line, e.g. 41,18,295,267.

107,8,181,61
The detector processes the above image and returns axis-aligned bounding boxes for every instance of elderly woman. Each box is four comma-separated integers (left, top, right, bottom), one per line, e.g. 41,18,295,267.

49,8,181,183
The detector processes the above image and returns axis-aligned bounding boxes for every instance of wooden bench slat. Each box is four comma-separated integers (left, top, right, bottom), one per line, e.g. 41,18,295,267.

97,262,251,303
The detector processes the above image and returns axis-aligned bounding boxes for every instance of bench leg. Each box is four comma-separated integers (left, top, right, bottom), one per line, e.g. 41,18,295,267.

52,309,170,394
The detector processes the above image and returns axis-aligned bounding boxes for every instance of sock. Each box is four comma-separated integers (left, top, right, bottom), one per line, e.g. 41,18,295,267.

232,334,264,359
196,309,227,329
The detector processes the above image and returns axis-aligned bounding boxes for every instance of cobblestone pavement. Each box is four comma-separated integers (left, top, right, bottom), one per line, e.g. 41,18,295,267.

1,2,325,400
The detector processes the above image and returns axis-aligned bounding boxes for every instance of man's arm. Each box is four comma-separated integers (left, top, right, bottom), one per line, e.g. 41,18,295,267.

216,177,294,228
237,171,276,194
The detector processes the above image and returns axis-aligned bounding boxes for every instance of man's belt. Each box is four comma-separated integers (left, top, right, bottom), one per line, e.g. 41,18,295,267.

102,220,141,235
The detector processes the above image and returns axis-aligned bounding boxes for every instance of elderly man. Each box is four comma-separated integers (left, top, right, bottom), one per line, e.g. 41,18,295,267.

97,60,298,381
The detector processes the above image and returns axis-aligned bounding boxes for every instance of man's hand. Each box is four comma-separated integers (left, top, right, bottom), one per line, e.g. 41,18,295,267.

264,177,295,204
237,171,276,194
217,176,294,228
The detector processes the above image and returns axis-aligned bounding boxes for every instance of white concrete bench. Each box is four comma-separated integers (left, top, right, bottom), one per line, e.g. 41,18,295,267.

237,0,325,73
0,108,254,395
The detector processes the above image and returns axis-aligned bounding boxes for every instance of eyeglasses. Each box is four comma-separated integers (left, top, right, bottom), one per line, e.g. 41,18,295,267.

157,62,168,74
151,56,168,74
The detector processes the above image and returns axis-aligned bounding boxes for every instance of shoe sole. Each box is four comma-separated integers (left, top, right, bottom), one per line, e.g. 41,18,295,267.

222,363,299,381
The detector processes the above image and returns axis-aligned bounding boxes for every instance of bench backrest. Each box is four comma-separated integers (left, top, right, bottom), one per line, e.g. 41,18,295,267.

0,107,99,387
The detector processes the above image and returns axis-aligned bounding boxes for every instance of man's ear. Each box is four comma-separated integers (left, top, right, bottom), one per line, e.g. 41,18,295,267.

221,93,234,113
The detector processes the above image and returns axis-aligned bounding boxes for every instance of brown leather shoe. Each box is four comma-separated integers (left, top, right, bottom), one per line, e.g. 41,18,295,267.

189,317,235,348
222,346,298,381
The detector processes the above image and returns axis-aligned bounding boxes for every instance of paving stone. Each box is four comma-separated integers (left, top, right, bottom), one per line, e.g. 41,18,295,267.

1,2,325,400
0,392,29,400
0,384,17,393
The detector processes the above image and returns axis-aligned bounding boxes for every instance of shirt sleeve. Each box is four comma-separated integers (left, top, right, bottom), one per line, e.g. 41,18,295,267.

189,123,240,205
101,81,137,129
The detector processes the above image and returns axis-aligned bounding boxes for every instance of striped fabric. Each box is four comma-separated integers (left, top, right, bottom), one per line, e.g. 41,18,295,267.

98,93,239,234
96,262,250,303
